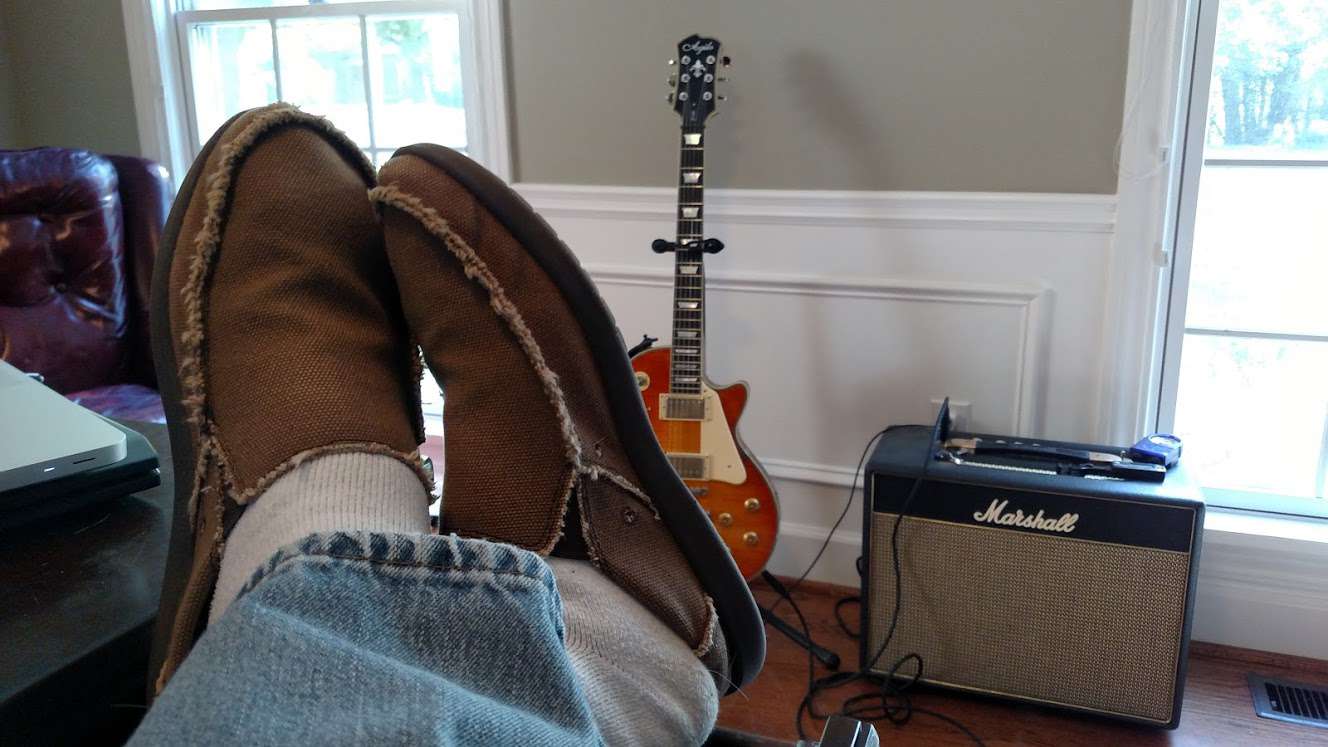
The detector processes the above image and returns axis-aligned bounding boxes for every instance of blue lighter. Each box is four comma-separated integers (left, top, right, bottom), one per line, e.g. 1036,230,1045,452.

1128,433,1183,468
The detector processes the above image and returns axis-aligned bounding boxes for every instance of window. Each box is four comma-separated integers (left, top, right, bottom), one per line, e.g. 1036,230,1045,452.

176,0,476,168
1161,0,1328,518
124,0,509,186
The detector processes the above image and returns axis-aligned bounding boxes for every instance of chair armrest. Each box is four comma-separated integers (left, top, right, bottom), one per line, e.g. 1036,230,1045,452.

107,154,171,388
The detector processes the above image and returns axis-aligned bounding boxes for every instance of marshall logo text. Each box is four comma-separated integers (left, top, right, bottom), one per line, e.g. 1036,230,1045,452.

973,499,1078,534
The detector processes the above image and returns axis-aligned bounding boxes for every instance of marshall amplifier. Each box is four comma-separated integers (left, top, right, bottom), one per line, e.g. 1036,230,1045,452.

861,424,1204,728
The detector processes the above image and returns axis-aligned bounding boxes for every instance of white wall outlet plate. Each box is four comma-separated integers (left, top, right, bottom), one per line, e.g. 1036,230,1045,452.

930,397,972,432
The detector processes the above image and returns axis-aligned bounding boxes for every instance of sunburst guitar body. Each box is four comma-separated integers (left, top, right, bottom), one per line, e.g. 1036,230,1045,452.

632,347,778,580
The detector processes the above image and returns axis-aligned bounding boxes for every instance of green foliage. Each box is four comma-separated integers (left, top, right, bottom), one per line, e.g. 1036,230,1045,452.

376,20,428,58
374,19,463,108
1210,0,1328,150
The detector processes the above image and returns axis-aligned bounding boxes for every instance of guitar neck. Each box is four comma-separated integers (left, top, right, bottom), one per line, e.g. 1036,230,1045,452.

671,124,706,396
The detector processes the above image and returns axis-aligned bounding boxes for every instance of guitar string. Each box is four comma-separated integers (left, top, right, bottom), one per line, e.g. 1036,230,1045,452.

670,125,705,451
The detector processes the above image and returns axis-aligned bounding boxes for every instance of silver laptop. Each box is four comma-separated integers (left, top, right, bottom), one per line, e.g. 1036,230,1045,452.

0,361,127,492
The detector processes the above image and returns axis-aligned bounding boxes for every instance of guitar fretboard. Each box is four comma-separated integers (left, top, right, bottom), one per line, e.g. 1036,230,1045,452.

671,124,706,396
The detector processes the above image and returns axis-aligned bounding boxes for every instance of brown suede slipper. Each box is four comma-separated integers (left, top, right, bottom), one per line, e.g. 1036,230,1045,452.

147,104,430,696
371,145,765,691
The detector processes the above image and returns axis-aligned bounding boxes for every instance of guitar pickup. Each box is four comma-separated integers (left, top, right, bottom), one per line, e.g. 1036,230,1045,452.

667,453,710,480
660,393,709,421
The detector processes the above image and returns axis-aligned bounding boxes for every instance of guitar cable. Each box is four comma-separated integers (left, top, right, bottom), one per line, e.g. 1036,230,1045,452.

766,428,894,614
767,427,985,745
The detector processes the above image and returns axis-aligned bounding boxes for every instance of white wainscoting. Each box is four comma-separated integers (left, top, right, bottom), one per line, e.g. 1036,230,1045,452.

516,183,1118,587
515,182,1328,660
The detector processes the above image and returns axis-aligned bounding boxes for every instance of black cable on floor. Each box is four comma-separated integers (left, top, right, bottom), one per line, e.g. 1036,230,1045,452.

833,595,860,640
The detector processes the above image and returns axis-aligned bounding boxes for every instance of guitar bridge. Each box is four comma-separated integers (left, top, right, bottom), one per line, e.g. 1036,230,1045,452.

667,453,710,480
661,393,709,421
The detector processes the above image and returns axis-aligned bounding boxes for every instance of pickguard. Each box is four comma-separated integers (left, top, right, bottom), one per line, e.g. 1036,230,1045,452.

661,384,748,484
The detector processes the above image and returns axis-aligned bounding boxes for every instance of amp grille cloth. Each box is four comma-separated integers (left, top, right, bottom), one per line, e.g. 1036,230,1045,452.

867,513,1190,723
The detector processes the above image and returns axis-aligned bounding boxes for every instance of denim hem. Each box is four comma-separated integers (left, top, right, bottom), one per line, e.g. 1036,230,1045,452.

236,531,557,607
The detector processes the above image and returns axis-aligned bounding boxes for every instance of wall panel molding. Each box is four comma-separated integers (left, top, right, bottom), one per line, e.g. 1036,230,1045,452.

516,183,1117,233
762,458,861,488
584,261,1050,435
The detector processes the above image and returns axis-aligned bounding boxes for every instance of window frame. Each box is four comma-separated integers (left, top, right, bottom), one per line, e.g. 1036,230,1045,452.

1154,0,1328,519
120,0,511,189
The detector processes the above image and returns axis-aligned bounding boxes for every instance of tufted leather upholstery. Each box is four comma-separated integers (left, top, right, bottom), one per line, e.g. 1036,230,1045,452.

0,148,169,421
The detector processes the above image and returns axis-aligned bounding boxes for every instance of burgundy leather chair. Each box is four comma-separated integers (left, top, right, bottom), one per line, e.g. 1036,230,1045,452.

0,148,169,422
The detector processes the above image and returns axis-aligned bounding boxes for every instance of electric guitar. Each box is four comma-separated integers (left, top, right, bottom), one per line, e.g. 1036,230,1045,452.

632,35,779,580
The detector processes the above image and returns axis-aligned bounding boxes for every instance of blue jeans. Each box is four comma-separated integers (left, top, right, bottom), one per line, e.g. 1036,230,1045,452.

130,532,604,745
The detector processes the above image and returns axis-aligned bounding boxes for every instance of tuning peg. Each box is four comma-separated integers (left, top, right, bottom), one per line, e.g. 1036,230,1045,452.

717,95,727,101
718,77,728,82
667,74,677,86
721,55,731,67
667,92,675,104
667,58,676,66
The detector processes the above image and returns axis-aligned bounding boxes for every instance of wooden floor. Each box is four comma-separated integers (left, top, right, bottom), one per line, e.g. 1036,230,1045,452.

717,578,1328,746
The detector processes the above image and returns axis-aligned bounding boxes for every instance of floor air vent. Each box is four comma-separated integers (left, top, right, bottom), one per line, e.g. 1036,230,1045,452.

1248,674,1328,729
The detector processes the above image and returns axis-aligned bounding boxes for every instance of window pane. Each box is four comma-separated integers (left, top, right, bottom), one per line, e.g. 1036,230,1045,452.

420,367,444,422
1173,334,1327,498
1184,165,1328,337
275,17,371,145
187,21,276,143
368,14,467,149
186,1,396,9
1206,1,1328,156
363,149,394,169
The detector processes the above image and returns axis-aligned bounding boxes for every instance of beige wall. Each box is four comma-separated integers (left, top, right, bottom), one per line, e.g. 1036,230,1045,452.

0,7,19,145
0,1,1131,192
0,0,139,155
505,0,1131,193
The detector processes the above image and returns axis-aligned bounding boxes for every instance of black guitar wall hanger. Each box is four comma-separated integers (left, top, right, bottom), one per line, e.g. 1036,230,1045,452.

651,238,725,254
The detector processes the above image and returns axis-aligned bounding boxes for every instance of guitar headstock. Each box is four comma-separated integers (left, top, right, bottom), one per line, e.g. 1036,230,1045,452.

667,34,728,127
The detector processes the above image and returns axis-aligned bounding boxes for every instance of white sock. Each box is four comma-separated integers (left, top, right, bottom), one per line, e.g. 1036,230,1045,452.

209,452,430,624
547,557,719,747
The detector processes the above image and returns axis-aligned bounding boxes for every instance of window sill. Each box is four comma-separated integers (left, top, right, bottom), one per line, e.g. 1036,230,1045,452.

1193,507,1328,660
1204,505,1328,545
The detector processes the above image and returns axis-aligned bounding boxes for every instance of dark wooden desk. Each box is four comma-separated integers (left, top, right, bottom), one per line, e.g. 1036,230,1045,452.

0,422,171,745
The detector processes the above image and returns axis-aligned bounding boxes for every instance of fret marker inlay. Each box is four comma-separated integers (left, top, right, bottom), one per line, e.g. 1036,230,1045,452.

672,125,709,396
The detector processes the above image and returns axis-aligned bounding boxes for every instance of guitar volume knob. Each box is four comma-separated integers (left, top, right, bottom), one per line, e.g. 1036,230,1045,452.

717,512,733,527
742,531,759,546
744,498,760,512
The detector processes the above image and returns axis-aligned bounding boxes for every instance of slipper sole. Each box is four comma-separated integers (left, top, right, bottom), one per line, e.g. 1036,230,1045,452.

145,109,246,698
